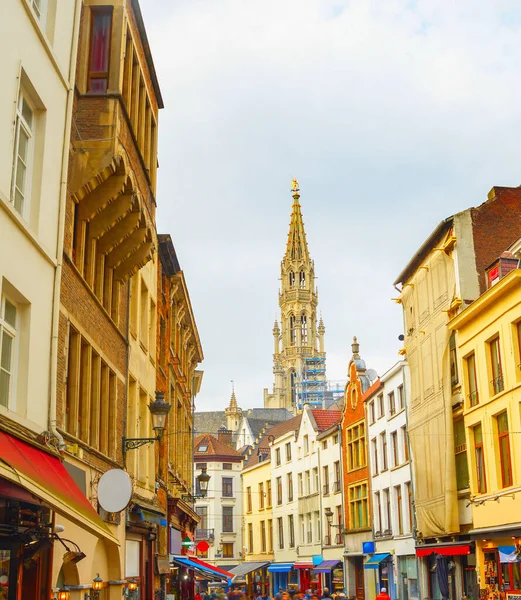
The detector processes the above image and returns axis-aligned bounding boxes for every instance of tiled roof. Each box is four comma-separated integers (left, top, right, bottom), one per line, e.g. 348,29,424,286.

194,412,227,436
362,379,382,401
193,434,243,459
311,410,342,432
243,446,271,470
266,414,302,441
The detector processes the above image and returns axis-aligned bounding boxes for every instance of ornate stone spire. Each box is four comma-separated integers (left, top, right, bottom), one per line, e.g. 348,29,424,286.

229,381,238,408
284,179,310,263
225,381,242,432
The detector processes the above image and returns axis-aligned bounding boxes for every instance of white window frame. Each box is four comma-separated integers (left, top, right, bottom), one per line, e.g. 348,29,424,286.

0,295,19,410
11,89,35,219
29,0,47,27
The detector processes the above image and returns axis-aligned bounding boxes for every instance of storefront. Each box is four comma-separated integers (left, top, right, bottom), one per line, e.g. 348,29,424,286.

170,554,233,599
0,431,120,600
314,560,343,593
229,561,270,597
295,562,321,594
268,563,294,594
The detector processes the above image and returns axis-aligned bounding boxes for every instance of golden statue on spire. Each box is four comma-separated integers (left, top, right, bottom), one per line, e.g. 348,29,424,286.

291,178,300,193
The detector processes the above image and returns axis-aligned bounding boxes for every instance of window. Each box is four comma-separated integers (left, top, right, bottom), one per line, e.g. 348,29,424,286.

299,271,306,288
401,426,409,462
374,491,382,533
369,401,375,424
0,297,18,408
268,519,273,551
388,391,396,416
223,462,232,470
381,432,388,471
11,90,34,217
398,384,404,410
454,419,469,490
195,506,208,530
474,424,487,493
384,488,391,533
289,515,295,547
222,542,234,558
489,337,504,395
266,480,272,507
260,520,266,552
306,513,312,543
388,432,397,467
88,7,113,93
371,438,378,475
29,0,45,20
314,511,320,542
222,507,233,532
298,473,303,497
406,482,412,533
313,467,319,493
222,477,233,498
466,353,479,406
248,523,253,553
378,394,384,418
334,461,341,492
289,271,295,287
497,412,513,488
197,445,208,453
323,465,329,495
301,314,308,344
305,470,311,495
322,440,328,451
287,473,293,502
303,435,309,454
275,447,281,466
395,485,403,535
246,487,252,512
289,315,296,346
277,517,284,549
276,477,282,505
347,423,366,471
259,482,265,509
285,442,292,462
450,333,459,386
349,483,368,529
300,515,305,544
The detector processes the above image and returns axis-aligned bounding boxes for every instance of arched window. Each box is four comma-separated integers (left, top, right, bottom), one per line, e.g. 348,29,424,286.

290,371,297,405
289,271,295,287
299,271,306,288
289,315,296,346
301,314,308,344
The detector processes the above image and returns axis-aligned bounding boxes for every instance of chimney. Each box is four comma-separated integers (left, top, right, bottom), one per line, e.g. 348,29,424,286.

218,426,233,448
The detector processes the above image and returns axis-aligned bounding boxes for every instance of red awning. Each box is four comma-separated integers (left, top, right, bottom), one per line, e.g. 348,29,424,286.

294,563,314,569
0,431,118,544
189,557,234,578
416,545,471,557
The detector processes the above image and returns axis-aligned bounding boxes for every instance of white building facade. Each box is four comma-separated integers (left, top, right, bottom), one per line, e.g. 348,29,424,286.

366,361,418,600
194,434,244,570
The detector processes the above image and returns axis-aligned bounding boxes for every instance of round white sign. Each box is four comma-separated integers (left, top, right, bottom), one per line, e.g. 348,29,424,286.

97,469,133,513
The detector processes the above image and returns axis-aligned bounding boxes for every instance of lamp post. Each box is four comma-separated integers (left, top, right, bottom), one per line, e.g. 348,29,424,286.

123,391,171,453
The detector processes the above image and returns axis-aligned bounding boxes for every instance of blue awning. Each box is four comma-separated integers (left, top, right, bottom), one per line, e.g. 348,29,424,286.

171,556,231,581
314,560,342,573
364,553,391,569
267,563,294,573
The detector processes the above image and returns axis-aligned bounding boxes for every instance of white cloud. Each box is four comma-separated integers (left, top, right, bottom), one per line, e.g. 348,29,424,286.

139,0,521,410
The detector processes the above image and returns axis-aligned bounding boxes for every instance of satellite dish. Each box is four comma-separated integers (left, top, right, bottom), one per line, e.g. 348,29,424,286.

98,469,132,513
366,369,378,382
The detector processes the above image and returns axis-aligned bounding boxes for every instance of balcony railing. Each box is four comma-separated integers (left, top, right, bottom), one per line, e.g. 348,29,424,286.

323,484,330,496
491,375,504,395
195,529,214,540
324,535,332,546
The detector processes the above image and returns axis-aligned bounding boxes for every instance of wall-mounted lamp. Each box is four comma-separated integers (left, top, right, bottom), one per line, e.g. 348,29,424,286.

123,579,139,598
123,392,171,453
56,588,70,600
182,467,211,503
324,507,342,529
84,574,103,600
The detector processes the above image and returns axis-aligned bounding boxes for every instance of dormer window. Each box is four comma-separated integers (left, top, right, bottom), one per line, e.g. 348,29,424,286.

486,252,519,288
198,444,208,452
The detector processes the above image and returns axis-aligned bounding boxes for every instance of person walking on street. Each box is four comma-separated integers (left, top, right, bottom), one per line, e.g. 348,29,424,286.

376,588,391,600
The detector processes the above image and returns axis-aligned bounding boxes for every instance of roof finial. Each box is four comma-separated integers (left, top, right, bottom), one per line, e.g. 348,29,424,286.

352,336,360,359
291,178,300,199
229,380,237,408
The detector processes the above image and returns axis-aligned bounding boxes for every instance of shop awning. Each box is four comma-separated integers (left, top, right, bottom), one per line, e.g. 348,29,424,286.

416,545,471,557
267,563,294,573
314,560,342,573
0,431,118,545
364,553,390,569
171,556,233,581
229,562,270,578
294,562,314,569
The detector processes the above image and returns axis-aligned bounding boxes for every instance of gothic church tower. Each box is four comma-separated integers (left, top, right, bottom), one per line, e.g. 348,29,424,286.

264,180,326,411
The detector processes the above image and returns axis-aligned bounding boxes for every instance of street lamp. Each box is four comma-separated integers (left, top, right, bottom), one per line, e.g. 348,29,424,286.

84,574,103,600
197,467,210,498
325,507,334,524
56,588,70,600
123,391,171,453
124,579,139,598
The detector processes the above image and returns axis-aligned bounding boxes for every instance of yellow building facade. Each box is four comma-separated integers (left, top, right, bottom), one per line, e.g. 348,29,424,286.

450,266,521,599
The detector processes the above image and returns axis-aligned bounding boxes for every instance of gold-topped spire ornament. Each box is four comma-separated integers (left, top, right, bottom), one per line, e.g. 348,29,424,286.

291,178,300,198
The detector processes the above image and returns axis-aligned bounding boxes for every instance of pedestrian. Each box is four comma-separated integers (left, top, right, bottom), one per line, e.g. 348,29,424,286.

376,588,391,600
321,588,331,600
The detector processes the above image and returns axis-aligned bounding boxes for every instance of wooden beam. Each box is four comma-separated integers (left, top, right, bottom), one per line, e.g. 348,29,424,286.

114,240,154,282
89,193,134,239
105,227,147,268
77,175,127,220
97,211,140,254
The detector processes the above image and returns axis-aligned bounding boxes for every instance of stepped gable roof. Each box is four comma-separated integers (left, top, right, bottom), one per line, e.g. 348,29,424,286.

194,434,243,459
194,412,226,437
311,409,342,432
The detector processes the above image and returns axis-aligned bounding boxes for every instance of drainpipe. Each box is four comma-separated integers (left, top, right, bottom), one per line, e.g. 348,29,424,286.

48,0,82,451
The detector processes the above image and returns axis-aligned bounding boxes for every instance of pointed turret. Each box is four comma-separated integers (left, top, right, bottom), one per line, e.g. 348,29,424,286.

225,382,242,432
284,179,310,263
318,315,325,353
273,319,280,355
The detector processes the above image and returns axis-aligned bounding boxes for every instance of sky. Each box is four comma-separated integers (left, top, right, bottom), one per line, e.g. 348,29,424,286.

140,0,521,412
